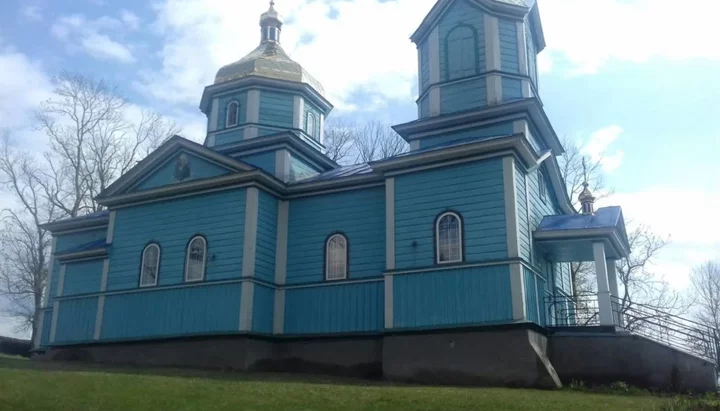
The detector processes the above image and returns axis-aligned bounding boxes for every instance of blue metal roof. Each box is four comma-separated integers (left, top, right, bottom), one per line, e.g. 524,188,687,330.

56,239,108,256
291,163,375,184
50,210,110,226
536,207,622,232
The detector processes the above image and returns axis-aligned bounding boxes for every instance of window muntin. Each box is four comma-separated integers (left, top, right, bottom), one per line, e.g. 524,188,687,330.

140,244,161,287
436,212,463,264
185,236,207,282
226,101,239,127
326,234,348,280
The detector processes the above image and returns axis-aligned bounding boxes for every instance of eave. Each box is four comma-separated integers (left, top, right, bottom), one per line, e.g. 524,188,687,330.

40,213,110,234
56,247,109,263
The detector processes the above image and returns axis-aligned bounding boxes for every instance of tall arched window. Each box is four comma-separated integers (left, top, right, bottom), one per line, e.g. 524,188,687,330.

445,25,478,80
436,212,463,264
140,243,161,287
226,101,239,127
305,112,317,139
325,233,348,281
185,236,207,282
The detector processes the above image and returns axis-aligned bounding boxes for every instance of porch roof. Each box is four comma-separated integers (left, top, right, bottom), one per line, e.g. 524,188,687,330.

533,206,631,262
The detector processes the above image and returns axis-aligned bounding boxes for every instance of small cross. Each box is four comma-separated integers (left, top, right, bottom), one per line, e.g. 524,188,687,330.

582,158,589,186
270,0,275,7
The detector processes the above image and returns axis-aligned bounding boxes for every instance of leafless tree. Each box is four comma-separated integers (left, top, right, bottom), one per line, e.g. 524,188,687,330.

322,119,355,165
353,121,407,163
691,261,720,330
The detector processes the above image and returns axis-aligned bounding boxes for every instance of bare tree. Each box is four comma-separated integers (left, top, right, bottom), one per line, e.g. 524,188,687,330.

353,121,407,163
691,261,720,330
322,119,355,165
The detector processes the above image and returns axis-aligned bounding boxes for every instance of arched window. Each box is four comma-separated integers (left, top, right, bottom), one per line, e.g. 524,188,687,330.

445,25,478,80
185,236,207,282
226,101,239,127
140,243,161,287
325,233,348,281
305,112,317,139
436,212,463,264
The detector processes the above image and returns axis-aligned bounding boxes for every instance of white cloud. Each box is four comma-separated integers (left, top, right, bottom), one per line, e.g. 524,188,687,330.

538,0,720,74
0,46,52,137
580,125,625,173
120,10,141,31
20,5,43,22
80,33,135,63
51,14,137,64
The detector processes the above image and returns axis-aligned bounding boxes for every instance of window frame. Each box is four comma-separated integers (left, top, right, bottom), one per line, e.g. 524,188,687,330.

184,235,208,283
226,101,239,128
538,170,547,203
444,24,479,81
325,233,349,281
305,111,317,139
139,243,161,288
435,211,464,265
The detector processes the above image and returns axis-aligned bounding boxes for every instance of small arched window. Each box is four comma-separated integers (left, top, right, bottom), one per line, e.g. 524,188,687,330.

140,243,161,287
446,25,478,81
305,112,317,139
326,233,348,281
226,101,239,128
185,236,207,282
436,212,463,264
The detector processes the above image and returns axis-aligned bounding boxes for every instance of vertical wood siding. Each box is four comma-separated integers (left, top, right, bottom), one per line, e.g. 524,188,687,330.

499,19,520,73
256,191,278,283
502,77,523,102
393,265,513,328
54,297,98,344
101,283,242,340
52,229,107,297
515,163,531,262
286,187,385,285
438,0,485,81
107,190,246,290
440,78,487,115
419,95,430,119
525,21,538,88
134,152,231,192
289,154,321,182
217,91,248,130
524,267,538,324
394,159,507,269
419,39,430,92
40,309,53,347
252,284,275,334
259,90,294,128
238,151,276,175
62,260,104,296
284,282,383,334
417,121,513,149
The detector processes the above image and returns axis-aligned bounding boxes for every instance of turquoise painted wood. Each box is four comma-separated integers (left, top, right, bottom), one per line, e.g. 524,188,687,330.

499,19,520,73
419,38,430,92
440,78,487,115
256,190,278,283
525,20,538,88
252,284,275,334
303,99,322,141
213,128,245,147
259,90,294,129
54,297,98,344
439,0,485,82
419,95,430,119
101,283,242,340
526,122,545,152
394,159,507,269
286,187,385,285
289,154,321,182
524,267,539,324
538,276,548,326
51,228,107,297
417,121,513,149
515,162,531,262
238,151,276,175
217,91,248,130
134,151,232,192
63,260,104,296
40,309,52,347
107,189,246,290
502,77,523,102
259,127,282,137
284,282,383,334
393,265,513,328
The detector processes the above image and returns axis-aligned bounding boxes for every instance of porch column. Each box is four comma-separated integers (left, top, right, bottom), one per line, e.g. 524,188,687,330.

593,242,615,326
606,259,622,326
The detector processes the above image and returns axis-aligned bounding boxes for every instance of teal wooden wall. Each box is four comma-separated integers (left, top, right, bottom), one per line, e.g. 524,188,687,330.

55,297,98,344
252,284,275,334
134,152,231,191
63,260,104,296
259,90,293,129
440,78,487,115
51,228,107,297
502,77,523,102
107,189,246,290
439,0,485,81
394,159,507,269
419,95,430,119
515,162,531,262
393,265,513,328
217,91,248,130
237,151,276,175
284,281,383,334
419,38,430,92
101,283,242,340
40,309,52,347
256,190,278,283
525,21,538,88
417,121,513,149
526,122,544,152
499,18,519,73
286,187,385,285
289,154,321,182
524,267,549,327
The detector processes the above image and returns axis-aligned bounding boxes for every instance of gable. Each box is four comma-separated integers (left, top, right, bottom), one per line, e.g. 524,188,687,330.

131,151,234,192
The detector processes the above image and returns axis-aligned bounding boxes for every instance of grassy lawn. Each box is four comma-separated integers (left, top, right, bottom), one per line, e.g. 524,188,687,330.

0,357,671,411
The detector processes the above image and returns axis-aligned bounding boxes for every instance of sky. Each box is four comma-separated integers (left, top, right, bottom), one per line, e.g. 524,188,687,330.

0,0,719,337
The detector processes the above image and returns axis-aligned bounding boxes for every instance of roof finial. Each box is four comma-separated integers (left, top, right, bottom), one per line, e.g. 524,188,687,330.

269,0,275,8
578,158,596,215
260,0,282,43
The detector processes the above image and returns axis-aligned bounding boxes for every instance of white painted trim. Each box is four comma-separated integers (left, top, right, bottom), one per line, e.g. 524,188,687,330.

209,98,219,133
52,224,110,236
246,89,260,124
429,87,440,116
292,96,304,129
275,149,290,182
486,75,503,105
184,236,208,283
139,244,160,288
606,259,619,298
33,311,44,348
274,201,289,285
593,242,615,326
207,134,216,147
49,301,59,343
242,187,259,278
408,113,525,140
105,211,116,244
534,271,541,323
325,234,348,281
435,212,463,264
513,119,530,137
524,174,533,263
428,26,440,84
100,258,109,292
93,295,104,340
273,289,285,334
239,281,255,331
57,265,66,297
409,140,420,151
521,79,532,98
56,278,262,300
503,157,520,258
43,237,57,307
384,275,393,329
244,126,259,140
516,21,528,76
485,15,501,71
284,278,383,290
417,44,423,94
386,260,519,276
385,178,395,270
509,263,527,321
319,113,325,145
383,150,517,178
226,100,240,128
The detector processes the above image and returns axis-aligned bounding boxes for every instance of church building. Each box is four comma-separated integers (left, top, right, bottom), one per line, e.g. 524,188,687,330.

34,0,648,388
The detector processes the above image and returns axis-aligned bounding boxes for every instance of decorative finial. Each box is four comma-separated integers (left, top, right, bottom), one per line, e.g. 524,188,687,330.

260,0,282,43
578,157,596,215
270,0,275,8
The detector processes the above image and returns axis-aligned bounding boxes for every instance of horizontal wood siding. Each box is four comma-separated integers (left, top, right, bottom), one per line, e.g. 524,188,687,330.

438,0,485,81
135,152,231,192
524,267,539,324
393,265,513,328
289,154,321,182
252,284,275,334
499,19,519,73
213,128,245,147
49,261,62,298
286,187,385,285
284,282,383,334
440,78,487,115
238,151,276,175
419,39,430,92
40,309,52,347
419,95,430,119
56,228,107,254
107,190,246,290
62,260,104,296
502,77,523,102
54,297,98,344
256,190,278,283
525,21,538,87
101,283,242,340
515,163,531,262
395,159,507,269
217,91,248,130
259,90,293,129
527,166,560,269
417,121,513,149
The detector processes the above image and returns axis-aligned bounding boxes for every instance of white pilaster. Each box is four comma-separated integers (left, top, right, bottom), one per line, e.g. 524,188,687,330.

274,200,289,285
385,178,395,270
292,95,304,129
516,21,528,76
275,149,291,182
486,75,503,105
385,276,394,329
502,157,520,258
485,14,501,71
246,89,260,124
428,27,440,83
521,80,532,98
49,301,59,343
429,88,441,116
33,311,44,348
57,265,66,297
593,242,615,326
209,98,219,132
93,296,105,340
207,134,216,147
513,119,530,137
244,126,259,140
242,187,259,278
607,259,619,298
524,174,533,263
239,281,255,332
510,263,527,321
106,211,116,245
319,114,325,144
273,289,285,334
100,258,109,292
43,237,57,307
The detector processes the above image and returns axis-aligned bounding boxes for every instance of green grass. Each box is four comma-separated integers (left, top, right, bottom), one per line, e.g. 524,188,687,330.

0,357,671,411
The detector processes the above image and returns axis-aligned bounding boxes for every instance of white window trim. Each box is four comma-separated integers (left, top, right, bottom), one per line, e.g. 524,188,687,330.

538,171,547,203
140,244,161,287
325,233,348,281
184,236,207,283
436,212,463,264
305,112,317,138
226,101,239,128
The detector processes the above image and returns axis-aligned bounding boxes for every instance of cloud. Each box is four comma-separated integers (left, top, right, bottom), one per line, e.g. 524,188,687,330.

51,14,137,64
538,0,720,74
581,125,625,173
0,45,52,136
20,5,43,22
120,10,141,31
80,33,135,63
